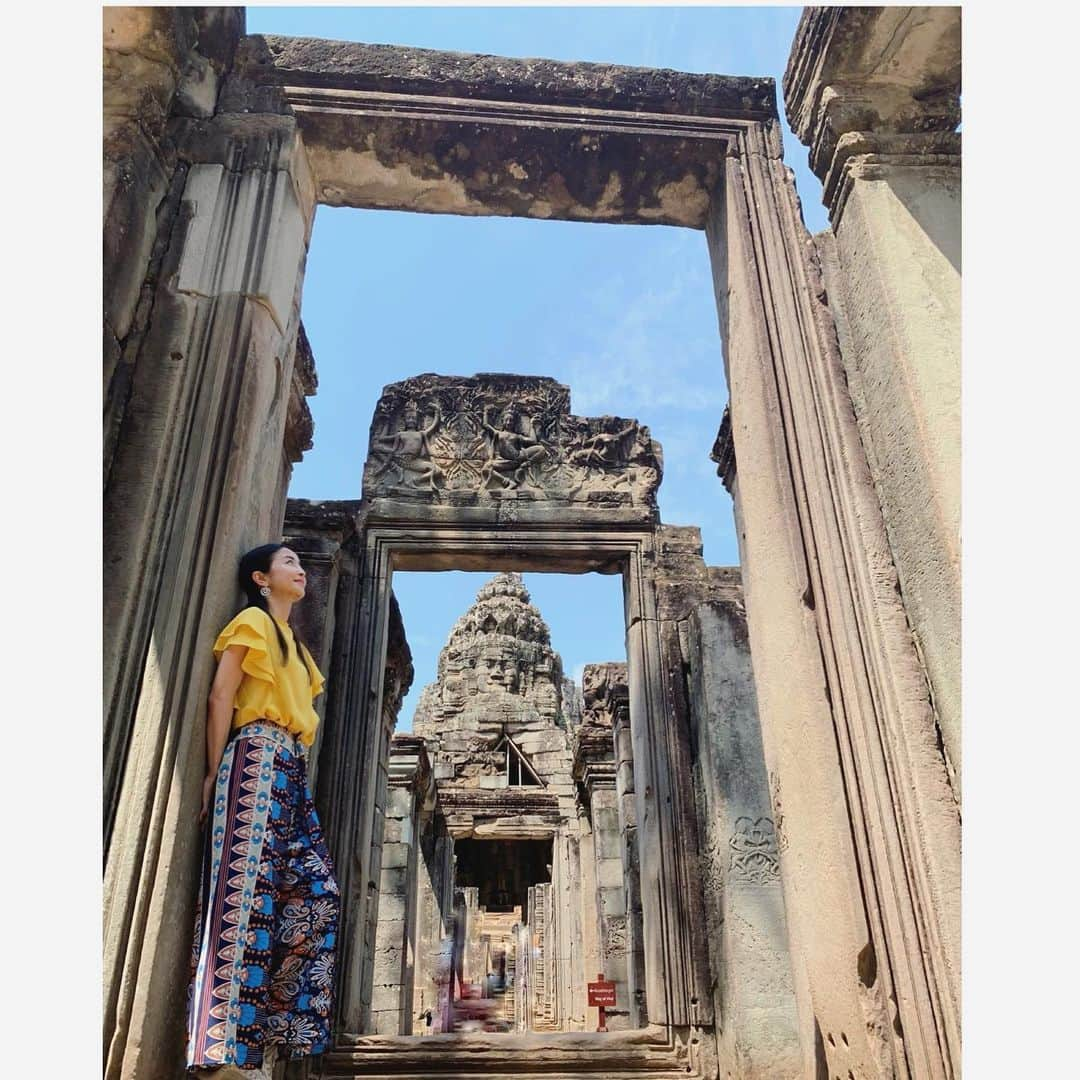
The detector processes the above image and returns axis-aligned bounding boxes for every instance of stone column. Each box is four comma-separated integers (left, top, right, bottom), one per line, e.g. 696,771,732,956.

411,816,453,1034
610,686,646,1028
549,831,587,1031
654,529,802,1077
370,736,432,1035
707,102,960,1077
282,497,363,791
314,525,414,1036
103,8,243,482
358,597,414,1030
102,99,317,1078
573,695,631,1030
784,6,962,791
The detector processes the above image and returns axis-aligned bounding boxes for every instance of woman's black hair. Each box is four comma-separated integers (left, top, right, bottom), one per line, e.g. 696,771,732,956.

237,543,314,683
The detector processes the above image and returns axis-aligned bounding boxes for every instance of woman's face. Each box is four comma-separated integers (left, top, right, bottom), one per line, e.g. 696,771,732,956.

255,546,307,602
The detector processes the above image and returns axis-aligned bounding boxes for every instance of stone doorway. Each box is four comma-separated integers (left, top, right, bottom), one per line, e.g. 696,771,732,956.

367,566,640,1046
446,837,555,1035
303,373,731,1076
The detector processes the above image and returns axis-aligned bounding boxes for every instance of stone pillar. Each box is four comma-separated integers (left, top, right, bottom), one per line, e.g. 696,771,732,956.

707,101,960,1076
102,89,317,1078
316,539,416,1036
282,497,363,791
411,817,453,1034
575,666,635,1031
575,732,631,1030
654,530,802,1077
549,831,587,1031
359,597,414,1031
370,736,432,1035
784,6,962,791
103,8,243,482
610,686,646,1028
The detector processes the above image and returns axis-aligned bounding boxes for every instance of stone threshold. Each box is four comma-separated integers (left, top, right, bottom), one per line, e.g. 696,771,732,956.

323,1024,696,1077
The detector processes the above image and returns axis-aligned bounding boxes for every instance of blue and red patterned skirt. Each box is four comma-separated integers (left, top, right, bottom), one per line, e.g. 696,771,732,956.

186,721,339,1072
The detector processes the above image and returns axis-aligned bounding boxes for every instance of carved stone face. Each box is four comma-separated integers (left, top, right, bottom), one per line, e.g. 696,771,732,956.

478,652,520,693
442,676,467,709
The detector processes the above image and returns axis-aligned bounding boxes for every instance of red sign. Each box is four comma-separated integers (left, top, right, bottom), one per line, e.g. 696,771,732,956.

587,980,617,1008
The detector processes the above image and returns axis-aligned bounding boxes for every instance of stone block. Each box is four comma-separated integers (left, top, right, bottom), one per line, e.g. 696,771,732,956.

594,825,622,863
597,858,625,890
515,730,568,754
381,817,405,845
176,155,307,333
599,887,626,918
371,1009,401,1036
372,942,405,984
385,788,414,816
378,865,410,899
379,842,411,870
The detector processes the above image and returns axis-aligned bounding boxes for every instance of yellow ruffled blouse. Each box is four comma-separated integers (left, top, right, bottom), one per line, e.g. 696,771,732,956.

212,607,326,746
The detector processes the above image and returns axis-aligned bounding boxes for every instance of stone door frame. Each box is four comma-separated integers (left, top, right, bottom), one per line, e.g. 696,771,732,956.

323,522,705,1075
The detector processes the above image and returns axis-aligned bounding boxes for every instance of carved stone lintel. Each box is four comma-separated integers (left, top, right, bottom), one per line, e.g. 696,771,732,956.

363,374,661,511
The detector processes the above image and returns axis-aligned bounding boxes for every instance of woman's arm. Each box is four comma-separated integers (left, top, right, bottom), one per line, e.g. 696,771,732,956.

200,645,246,824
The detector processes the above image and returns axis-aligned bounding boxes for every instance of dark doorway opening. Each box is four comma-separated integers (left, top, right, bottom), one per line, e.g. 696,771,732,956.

454,837,552,913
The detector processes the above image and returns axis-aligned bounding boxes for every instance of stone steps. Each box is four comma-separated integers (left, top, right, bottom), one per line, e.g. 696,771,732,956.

321,1027,696,1078
321,1067,691,1075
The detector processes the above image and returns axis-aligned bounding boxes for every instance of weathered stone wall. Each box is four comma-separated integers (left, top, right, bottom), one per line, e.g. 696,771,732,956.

103,7,243,478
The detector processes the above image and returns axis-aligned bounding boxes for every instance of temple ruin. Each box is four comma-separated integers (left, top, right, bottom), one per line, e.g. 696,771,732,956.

104,8,961,1079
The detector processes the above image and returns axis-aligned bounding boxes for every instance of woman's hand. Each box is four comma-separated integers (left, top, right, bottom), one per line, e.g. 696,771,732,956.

199,773,216,826
202,645,245,826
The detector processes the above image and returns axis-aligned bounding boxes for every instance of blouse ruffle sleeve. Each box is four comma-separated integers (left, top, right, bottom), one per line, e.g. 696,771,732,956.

212,609,276,685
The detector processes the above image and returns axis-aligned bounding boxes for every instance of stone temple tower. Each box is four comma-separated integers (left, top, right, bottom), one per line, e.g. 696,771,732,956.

414,572,579,746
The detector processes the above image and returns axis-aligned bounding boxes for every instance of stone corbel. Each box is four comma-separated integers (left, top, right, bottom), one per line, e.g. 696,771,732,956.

572,726,617,800
783,6,961,225
388,735,432,792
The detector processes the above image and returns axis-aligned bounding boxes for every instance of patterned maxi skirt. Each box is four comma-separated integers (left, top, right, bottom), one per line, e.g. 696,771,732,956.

186,722,339,1072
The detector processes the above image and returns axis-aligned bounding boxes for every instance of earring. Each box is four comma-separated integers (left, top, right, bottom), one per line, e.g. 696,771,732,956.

260,586,272,598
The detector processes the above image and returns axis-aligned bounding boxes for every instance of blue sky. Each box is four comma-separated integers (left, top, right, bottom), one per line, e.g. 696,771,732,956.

246,6,828,727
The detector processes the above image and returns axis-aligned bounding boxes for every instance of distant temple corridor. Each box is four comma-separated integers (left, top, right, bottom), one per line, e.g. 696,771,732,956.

373,574,636,1036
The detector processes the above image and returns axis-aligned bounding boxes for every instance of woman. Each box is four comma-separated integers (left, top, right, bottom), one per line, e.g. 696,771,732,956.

187,544,339,1078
